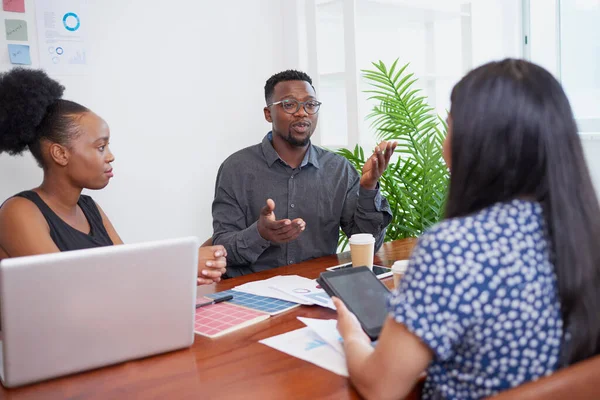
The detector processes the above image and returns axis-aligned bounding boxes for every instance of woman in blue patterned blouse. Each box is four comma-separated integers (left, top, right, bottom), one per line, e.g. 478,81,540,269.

333,59,600,400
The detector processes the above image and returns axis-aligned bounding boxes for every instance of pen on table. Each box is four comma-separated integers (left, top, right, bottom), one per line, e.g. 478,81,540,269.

196,295,234,309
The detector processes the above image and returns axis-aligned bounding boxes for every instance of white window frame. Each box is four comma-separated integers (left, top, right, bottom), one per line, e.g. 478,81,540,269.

525,0,600,134
296,0,474,150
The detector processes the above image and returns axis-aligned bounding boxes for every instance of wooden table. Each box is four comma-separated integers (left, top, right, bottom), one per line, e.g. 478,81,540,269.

0,239,417,400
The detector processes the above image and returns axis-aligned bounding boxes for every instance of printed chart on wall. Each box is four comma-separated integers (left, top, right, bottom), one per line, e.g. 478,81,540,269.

34,0,87,75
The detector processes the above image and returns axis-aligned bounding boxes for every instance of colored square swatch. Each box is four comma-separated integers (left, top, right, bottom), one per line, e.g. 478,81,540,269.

7,43,30,65
3,0,25,13
5,19,27,41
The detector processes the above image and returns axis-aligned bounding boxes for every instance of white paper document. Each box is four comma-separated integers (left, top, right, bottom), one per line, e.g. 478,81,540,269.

233,275,335,309
297,317,344,355
35,0,89,75
269,275,336,310
233,276,314,305
259,326,348,377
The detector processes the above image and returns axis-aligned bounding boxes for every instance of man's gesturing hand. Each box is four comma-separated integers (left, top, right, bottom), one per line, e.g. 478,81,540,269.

257,199,305,244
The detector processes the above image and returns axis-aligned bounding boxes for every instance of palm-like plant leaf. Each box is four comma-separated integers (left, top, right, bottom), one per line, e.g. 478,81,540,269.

336,59,450,248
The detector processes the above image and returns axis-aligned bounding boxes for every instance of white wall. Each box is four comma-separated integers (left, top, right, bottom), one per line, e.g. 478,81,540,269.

2,0,598,244
0,0,290,243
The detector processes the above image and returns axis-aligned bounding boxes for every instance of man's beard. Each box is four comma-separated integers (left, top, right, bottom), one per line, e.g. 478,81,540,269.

284,130,311,147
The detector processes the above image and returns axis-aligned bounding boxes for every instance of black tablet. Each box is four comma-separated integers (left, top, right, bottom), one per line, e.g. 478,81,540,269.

317,266,390,340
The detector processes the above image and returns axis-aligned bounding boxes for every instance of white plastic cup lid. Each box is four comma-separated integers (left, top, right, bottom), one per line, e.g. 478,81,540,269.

348,233,375,245
392,260,409,273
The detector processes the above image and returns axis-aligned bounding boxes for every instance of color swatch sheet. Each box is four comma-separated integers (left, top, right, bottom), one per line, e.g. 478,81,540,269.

195,290,300,338
194,301,269,338
205,289,299,315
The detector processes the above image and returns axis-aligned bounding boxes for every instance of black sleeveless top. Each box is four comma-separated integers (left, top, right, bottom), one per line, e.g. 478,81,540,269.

14,190,113,252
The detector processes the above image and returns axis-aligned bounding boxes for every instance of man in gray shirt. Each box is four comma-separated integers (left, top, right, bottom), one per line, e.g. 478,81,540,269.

212,70,395,277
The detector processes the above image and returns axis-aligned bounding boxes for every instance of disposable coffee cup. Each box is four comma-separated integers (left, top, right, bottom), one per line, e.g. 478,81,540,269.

392,260,409,288
349,233,375,269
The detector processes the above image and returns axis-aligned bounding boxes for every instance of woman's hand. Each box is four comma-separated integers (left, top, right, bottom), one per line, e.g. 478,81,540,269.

332,297,371,345
197,245,227,285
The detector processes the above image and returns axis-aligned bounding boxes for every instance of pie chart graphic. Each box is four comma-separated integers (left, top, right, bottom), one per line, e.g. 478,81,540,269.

63,12,80,32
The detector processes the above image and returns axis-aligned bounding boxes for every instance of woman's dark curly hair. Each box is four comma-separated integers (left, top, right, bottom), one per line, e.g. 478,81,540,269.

0,68,89,167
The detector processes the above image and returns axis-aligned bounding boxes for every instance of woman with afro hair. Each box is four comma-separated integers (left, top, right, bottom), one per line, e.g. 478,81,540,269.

0,68,226,284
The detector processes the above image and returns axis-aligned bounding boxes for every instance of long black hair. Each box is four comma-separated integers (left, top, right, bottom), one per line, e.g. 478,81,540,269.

0,68,89,168
446,58,600,365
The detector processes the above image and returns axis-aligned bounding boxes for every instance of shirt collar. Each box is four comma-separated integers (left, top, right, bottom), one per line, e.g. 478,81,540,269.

262,133,280,167
262,132,320,169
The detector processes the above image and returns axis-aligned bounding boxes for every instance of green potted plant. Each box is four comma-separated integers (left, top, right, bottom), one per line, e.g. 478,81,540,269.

337,59,450,249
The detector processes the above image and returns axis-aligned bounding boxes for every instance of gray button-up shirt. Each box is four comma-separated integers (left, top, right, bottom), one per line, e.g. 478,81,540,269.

212,133,392,277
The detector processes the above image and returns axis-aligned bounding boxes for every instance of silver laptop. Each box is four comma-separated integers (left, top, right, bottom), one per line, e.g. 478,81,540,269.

0,236,199,388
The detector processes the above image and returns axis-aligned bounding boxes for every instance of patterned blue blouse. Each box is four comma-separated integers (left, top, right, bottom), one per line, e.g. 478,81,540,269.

388,200,563,399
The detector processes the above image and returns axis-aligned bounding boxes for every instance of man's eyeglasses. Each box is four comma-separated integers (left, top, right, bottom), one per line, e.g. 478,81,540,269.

268,99,322,115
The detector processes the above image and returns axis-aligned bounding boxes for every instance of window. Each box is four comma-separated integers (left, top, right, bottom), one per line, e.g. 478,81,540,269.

559,0,600,133
296,0,523,149
527,0,600,133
